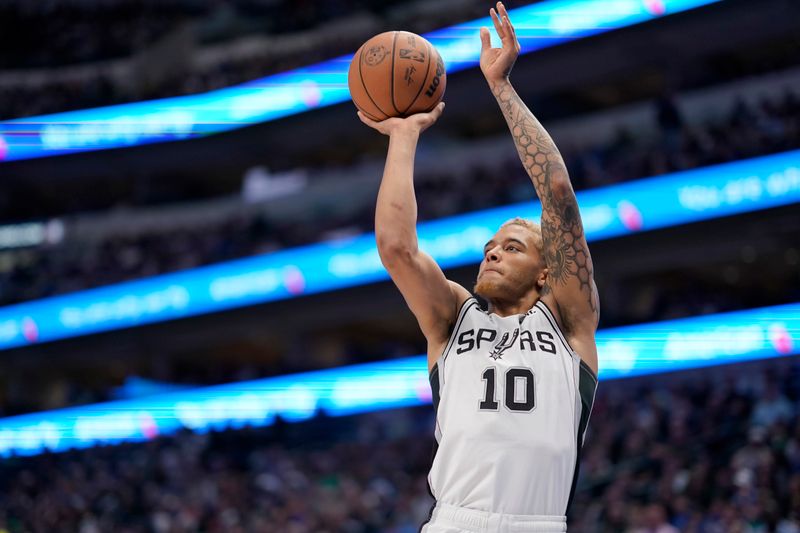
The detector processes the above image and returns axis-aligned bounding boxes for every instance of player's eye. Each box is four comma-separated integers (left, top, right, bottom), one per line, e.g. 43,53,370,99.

506,245,517,252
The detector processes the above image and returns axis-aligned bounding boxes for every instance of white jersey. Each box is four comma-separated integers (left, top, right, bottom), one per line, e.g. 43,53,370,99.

427,297,597,517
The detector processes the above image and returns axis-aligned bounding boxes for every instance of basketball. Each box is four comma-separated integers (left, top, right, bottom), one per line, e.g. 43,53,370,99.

348,31,446,120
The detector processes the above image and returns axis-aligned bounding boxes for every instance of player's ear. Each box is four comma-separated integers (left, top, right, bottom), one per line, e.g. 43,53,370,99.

537,268,548,288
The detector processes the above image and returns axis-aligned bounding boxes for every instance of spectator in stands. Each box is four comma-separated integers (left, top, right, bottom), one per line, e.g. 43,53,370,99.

630,503,680,533
0,357,798,531
1,87,798,308
751,385,794,427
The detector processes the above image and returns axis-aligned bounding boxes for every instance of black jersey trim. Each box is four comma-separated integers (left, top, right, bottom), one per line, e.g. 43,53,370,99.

565,361,598,515
579,358,599,385
419,470,437,532
420,425,441,531
429,364,441,414
430,297,478,379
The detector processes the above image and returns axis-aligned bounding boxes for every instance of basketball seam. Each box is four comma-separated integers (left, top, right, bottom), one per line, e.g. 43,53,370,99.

358,44,389,120
402,39,433,115
389,31,402,116
359,108,381,121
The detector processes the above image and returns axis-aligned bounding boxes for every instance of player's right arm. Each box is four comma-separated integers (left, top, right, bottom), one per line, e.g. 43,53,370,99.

358,104,471,370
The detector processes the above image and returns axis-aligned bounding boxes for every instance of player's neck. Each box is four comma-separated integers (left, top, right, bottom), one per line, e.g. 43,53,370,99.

487,293,540,317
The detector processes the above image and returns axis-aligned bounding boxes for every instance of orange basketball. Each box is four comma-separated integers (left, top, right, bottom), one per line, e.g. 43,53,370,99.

348,31,446,120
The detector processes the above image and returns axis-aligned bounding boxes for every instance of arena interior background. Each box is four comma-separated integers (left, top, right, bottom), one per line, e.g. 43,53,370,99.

0,0,798,531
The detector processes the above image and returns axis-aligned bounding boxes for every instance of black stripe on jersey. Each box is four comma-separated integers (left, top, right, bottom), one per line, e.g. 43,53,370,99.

421,419,441,532
422,369,442,532
565,359,598,515
422,357,442,532
419,469,437,532
535,299,575,355
433,297,478,375
429,364,441,414
421,300,476,531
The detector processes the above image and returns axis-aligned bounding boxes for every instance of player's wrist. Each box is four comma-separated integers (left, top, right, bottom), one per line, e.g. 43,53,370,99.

486,75,512,91
389,125,422,140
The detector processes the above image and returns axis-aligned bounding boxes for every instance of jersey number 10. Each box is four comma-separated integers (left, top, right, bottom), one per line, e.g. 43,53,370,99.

479,367,536,412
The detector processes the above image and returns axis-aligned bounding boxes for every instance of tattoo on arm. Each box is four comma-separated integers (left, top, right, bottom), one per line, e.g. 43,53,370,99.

490,80,599,318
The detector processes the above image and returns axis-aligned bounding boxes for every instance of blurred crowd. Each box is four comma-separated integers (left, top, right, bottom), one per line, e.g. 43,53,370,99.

2,87,798,307
1,1,197,69
1,0,441,69
8,262,796,418
0,356,797,532
2,4,798,531
0,0,477,120
573,357,800,532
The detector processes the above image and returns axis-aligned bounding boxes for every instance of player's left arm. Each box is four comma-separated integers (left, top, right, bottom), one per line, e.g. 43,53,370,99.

481,3,600,364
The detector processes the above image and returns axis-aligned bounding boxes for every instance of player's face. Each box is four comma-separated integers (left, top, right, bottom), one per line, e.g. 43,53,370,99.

474,225,545,302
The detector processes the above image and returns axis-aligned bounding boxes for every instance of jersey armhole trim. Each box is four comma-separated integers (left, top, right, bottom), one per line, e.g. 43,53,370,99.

535,300,578,357
566,359,598,515
579,358,599,384
537,299,599,382
429,296,478,379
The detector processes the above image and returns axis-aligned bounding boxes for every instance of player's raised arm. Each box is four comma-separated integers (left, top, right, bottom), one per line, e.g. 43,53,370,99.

480,3,600,334
358,105,470,369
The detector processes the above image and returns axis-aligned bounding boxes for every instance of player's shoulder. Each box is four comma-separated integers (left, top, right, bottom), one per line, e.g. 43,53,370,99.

445,281,477,331
537,293,564,329
448,281,473,311
426,282,476,372
539,292,598,335
425,281,473,347
539,292,599,376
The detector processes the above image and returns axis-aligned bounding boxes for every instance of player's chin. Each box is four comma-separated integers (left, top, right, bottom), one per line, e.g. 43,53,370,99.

474,278,501,299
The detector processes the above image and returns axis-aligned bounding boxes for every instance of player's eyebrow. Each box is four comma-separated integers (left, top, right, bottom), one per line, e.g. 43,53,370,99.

506,238,527,249
483,240,496,252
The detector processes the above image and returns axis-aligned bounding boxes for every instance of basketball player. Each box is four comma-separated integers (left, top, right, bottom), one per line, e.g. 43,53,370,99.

358,3,598,531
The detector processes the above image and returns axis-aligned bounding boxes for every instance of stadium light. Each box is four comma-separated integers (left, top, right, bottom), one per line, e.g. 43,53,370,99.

0,300,796,457
0,0,720,162
0,149,797,351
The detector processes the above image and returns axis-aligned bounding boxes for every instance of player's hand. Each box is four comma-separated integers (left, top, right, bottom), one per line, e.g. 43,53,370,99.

479,2,520,84
357,102,445,137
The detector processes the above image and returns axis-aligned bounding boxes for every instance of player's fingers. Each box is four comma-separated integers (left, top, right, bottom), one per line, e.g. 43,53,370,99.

357,111,377,128
430,101,445,120
490,8,505,40
480,26,491,50
496,2,508,34
498,2,511,24
503,16,519,50
498,3,517,47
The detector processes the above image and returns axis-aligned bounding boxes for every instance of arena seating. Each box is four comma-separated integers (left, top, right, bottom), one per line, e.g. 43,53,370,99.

1,82,797,307
1,2,797,531
0,356,796,532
